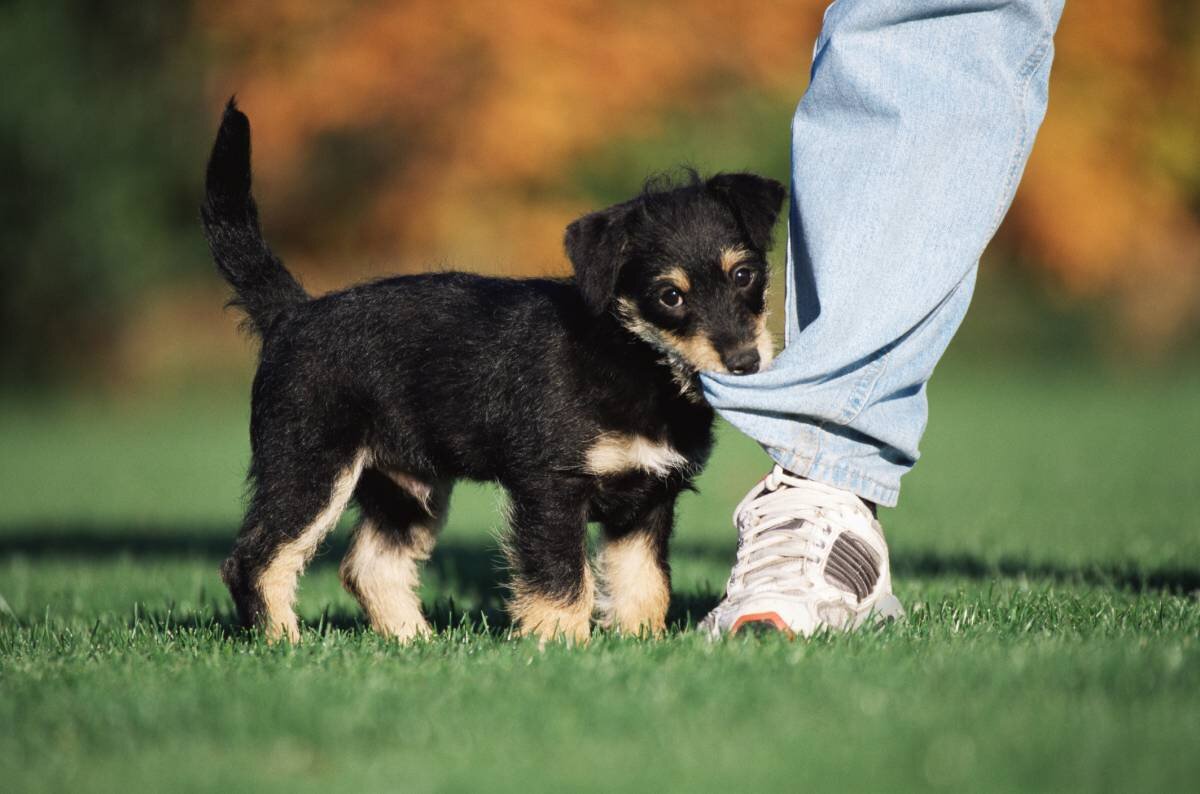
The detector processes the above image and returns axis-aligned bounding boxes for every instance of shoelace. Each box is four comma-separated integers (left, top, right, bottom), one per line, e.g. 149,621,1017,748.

726,466,874,598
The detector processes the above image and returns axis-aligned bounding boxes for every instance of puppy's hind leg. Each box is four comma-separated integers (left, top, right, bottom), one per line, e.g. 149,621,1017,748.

222,449,369,643
340,470,452,641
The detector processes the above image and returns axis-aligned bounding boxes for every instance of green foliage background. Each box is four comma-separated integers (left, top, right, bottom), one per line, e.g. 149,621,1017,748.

2,1,1198,386
0,1,207,379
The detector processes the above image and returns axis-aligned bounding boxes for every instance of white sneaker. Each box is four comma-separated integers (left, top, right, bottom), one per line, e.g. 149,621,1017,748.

699,466,904,638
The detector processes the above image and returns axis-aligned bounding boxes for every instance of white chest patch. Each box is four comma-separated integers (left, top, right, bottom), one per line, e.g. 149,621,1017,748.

585,433,689,478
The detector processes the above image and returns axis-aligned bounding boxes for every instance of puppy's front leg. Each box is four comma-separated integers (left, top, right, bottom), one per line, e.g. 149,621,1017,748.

599,495,675,636
505,485,593,644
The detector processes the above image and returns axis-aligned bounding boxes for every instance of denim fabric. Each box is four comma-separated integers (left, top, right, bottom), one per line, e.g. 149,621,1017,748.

700,0,1065,507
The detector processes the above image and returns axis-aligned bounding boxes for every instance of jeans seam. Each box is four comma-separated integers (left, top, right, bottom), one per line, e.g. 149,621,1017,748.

792,422,823,477
989,27,1053,238
835,352,889,426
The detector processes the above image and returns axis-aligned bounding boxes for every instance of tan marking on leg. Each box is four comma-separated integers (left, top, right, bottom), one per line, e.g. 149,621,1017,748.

509,564,595,645
340,477,449,641
598,533,669,636
385,470,434,511
257,450,368,643
585,433,688,478
719,246,752,273
340,519,435,641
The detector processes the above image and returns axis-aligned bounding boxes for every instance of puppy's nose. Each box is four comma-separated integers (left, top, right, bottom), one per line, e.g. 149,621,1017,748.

723,347,760,375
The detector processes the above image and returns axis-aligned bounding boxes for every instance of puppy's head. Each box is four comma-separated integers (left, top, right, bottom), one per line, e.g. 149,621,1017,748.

565,172,786,376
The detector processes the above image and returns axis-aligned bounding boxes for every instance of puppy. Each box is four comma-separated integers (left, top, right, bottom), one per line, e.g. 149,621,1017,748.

201,100,784,643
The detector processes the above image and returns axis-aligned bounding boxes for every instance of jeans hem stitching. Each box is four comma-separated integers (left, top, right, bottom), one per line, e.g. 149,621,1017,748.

767,445,901,508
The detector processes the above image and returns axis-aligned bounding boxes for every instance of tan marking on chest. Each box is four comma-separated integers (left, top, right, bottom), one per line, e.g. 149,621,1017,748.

585,433,688,477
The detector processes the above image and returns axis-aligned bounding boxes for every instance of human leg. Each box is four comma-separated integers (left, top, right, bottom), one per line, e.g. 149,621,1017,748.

701,0,1065,507
698,0,1065,636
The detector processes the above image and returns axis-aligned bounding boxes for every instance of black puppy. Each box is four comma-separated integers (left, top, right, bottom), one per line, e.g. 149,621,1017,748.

202,100,784,643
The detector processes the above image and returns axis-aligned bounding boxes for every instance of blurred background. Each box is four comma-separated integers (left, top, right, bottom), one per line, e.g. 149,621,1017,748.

2,0,1198,394
3,7,1198,787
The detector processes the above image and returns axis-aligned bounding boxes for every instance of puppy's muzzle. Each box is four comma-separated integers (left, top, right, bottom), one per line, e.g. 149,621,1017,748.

722,347,760,375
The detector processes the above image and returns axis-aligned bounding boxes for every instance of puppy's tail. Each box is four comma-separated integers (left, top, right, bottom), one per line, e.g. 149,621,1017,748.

201,98,307,337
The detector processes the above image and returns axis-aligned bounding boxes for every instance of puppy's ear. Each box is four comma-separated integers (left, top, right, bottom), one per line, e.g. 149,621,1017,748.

564,203,633,315
706,173,787,251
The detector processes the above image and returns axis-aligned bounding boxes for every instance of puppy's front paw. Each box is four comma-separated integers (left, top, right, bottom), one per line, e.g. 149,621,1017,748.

510,591,593,646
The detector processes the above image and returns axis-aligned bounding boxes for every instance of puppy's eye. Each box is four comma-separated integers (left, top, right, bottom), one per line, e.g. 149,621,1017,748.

658,287,684,309
732,266,756,289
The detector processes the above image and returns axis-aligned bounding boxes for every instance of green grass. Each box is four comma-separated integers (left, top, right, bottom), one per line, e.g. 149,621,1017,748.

2,364,1199,792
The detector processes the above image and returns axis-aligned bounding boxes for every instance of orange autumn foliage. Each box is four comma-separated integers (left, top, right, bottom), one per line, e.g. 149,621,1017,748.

198,0,1200,347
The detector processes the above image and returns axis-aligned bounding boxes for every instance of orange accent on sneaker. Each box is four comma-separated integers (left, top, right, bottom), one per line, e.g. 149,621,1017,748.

730,611,794,637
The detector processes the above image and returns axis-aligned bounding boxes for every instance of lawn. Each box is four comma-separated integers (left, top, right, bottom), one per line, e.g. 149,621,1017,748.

1,362,1198,792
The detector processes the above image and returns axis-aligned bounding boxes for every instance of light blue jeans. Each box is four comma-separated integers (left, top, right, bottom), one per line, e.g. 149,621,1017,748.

700,0,1065,507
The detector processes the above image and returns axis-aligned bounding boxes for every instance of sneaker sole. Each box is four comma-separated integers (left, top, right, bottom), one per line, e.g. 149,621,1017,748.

730,611,794,637
872,593,906,623
729,595,905,638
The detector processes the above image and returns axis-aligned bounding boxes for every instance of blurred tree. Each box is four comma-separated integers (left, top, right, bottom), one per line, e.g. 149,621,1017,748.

1005,0,1200,352
2,0,1197,385
201,0,1200,353
0,0,208,382
198,0,822,275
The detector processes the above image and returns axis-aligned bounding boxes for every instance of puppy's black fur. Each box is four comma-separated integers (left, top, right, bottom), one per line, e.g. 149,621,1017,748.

202,100,785,642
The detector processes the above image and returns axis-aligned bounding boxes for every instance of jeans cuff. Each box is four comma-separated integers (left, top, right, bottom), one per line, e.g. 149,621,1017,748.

764,433,903,508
